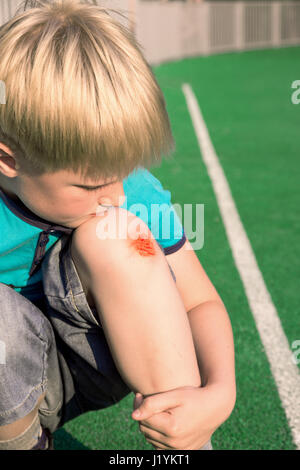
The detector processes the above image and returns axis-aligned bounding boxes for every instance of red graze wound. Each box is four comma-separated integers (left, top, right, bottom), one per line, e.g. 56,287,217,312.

131,235,156,256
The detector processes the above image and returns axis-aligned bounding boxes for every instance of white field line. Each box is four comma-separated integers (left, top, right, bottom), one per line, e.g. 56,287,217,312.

182,82,300,449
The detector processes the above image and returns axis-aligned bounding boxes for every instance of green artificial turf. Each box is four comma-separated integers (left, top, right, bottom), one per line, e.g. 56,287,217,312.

54,46,300,450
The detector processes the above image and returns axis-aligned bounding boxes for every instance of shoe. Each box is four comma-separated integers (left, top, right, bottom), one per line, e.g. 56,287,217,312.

44,428,54,450
31,427,54,450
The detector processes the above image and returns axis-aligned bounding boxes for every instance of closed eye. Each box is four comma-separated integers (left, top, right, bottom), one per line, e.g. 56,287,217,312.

83,186,104,191
73,180,118,191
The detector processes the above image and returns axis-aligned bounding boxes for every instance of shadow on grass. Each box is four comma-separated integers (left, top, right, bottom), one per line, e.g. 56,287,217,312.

53,428,91,450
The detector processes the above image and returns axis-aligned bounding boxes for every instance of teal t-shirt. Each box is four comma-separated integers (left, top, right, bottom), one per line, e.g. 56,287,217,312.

0,168,186,300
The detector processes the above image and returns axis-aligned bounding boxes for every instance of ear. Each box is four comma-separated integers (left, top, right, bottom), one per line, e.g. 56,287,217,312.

0,144,20,176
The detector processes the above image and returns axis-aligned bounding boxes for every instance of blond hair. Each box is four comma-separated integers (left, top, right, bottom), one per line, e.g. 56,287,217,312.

0,0,175,181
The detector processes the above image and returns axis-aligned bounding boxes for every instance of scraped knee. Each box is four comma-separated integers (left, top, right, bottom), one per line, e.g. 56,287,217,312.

72,207,163,272
95,207,159,258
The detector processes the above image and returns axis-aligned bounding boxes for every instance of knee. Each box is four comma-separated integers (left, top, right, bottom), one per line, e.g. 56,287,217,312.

71,207,164,277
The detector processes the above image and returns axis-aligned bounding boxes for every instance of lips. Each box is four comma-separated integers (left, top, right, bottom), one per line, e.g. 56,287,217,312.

95,205,111,216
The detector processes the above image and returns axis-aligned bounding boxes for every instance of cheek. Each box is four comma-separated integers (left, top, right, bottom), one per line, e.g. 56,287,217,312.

56,196,92,215
36,193,90,218
19,179,93,222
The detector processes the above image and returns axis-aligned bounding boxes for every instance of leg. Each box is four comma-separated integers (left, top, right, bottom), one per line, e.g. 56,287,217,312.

0,283,63,449
71,207,201,397
0,393,45,441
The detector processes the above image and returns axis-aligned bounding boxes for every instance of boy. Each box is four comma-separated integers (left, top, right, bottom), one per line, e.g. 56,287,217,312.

0,0,236,450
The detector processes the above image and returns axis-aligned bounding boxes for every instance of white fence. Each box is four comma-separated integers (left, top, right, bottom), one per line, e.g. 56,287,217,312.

135,1,300,64
1,1,300,65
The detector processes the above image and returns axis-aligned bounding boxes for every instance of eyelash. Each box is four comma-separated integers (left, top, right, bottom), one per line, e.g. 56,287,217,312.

77,181,116,191
84,186,103,192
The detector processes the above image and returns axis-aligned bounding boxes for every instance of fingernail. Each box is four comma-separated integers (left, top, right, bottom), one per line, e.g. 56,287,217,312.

133,410,140,418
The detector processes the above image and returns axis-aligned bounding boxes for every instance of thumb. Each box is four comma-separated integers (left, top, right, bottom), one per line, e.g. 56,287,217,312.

131,388,182,421
133,392,144,412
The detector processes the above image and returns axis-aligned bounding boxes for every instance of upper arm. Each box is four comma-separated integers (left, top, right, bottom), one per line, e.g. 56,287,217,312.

165,238,224,312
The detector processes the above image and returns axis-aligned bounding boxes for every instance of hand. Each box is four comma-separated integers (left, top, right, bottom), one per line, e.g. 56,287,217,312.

131,383,235,450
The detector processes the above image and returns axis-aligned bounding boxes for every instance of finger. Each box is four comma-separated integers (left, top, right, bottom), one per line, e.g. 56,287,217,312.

133,393,144,411
140,425,172,448
138,411,174,437
139,421,168,438
144,436,173,450
132,389,182,421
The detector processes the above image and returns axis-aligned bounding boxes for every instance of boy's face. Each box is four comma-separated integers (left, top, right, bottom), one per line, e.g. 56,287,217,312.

0,143,126,229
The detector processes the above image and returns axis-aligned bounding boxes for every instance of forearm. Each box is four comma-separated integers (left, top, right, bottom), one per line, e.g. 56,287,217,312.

187,300,236,405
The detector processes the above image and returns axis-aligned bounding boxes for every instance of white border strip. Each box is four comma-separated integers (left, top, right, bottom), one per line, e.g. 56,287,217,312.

182,82,300,449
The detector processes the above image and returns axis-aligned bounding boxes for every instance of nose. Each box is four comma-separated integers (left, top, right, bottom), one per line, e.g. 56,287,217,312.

98,181,126,207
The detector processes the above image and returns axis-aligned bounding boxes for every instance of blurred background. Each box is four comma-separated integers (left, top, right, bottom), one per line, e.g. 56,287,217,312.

2,1,299,65
1,0,300,451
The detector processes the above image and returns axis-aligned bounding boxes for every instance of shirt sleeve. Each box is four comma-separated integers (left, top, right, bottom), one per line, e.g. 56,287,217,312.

121,167,186,254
